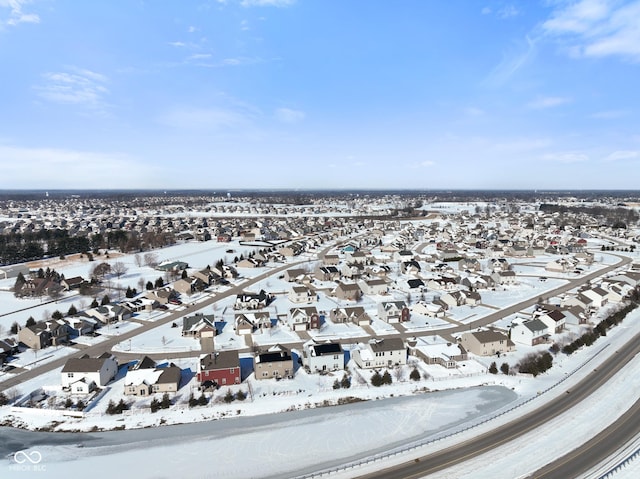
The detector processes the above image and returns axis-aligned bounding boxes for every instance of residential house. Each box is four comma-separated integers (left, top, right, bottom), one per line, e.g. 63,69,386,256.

234,290,274,310
352,338,406,369
288,285,316,304
411,336,467,369
329,306,371,326
284,268,307,282
302,341,344,373
234,312,272,335
459,330,515,356
197,350,241,387
182,314,216,338
254,345,294,380
333,282,362,301
536,309,566,334
357,278,388,296
377,301,410,323
410,301,446,318
510,319,549,346
85,304,133,324
287,306,320,331
61,276,86,291
315,265,340,282
61,353,118,393
124,362,183,396
18,319,68,350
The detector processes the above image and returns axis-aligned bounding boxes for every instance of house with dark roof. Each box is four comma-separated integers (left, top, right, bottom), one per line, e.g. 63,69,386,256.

511,319,550,346
182,314,216,338
302,341,344,373
330,306,371,326
197,350,241,387
61,353,118,394
254,345,294,380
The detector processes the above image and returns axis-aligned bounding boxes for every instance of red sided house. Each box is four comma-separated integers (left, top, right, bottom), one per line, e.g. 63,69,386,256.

197,350,241,387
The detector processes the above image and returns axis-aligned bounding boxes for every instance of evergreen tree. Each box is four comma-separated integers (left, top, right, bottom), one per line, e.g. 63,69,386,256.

333,379,341,390
223,389,234,403
340,374,351,389
51,310,63,320
410,368,421,381
150,398,160,413
371,371,383,387
25,316,36,327
236,390,247,401
198,393,208,406
154,277,164,288
101,294,110,305
500,363,510,375
146,281,154,291
10,321,19,334
90,298,99,308
161,393,171,409
181,269,188,280
188,393,198,407
382,370,393,385
67,304,78,316
489,362,498,374
76,400,85,411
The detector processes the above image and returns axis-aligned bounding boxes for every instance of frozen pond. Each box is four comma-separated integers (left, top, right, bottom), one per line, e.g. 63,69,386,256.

0,385,517,478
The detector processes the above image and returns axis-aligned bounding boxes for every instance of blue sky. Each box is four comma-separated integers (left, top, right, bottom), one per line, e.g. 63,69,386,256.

1,0,640,190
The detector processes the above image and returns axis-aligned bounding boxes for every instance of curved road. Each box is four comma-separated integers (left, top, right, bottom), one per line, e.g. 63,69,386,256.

356,325,640,478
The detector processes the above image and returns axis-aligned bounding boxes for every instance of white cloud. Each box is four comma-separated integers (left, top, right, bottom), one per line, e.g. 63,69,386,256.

543,0,640,61
1,0,40,26
420,160,435,167
274,107,305,124
188,25,197,33
0,144,158,188
481,7,492,15
542,151,589,163
187,53,212,61
168,41,187,47
464,107,485,117
604,150,639,161
34,68,110,111
498,5,519,19
240,0,296,7
484,35,537,86
157,107,250,130
494,138,553,151
527,96,572,109
590,109,627,119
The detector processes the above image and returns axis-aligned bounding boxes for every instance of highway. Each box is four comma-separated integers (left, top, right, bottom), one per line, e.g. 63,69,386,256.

355,324,640,478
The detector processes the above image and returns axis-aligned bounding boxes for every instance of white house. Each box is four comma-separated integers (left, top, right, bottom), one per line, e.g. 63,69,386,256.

352,338,406,369
302,341,344,373
510,319,549,346
61,353,118,393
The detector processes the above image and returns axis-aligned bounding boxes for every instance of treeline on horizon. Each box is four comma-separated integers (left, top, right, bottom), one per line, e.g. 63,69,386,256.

0,229,175,266
539,203,639,228
1,189,639,203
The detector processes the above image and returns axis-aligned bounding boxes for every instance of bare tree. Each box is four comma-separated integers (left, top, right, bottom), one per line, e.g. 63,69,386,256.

143,252,159,268
134,254,143,267
393,367,405,382
112,261,129,279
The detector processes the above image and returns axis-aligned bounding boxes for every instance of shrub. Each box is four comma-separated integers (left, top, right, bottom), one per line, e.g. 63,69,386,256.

410,368,421,381
340,374,351,389
236,390,247,401
223,389,234,403
489,362,498,374
371,371,383,387
381,370,392,385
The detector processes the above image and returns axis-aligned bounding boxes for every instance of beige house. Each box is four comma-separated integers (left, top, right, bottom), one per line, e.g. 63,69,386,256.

254,345,294,380
352,338,406,369
459,330,515,356
330,306,371,326
18,320,68,350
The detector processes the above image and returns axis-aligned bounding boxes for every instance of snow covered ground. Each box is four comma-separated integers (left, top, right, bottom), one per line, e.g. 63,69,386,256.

1,306,639,478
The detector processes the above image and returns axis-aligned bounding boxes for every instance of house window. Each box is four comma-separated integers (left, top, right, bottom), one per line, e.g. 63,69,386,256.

263,372,268,377
222,378,226,385
230,368,234,374
67,373,74,378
